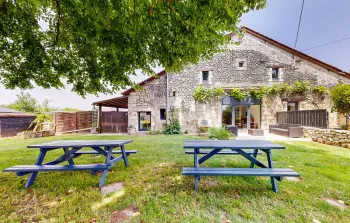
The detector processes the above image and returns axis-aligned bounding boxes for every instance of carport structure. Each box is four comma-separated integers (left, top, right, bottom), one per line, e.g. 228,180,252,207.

92,96,129,133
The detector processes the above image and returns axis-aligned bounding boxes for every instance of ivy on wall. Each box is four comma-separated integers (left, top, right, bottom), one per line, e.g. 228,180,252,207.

193,81,330,102
193,85,225,102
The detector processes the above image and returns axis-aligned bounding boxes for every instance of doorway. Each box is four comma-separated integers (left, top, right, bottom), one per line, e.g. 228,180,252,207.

234,106,248,129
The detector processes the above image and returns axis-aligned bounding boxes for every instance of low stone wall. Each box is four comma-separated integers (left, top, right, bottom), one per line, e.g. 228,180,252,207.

303,127,350,149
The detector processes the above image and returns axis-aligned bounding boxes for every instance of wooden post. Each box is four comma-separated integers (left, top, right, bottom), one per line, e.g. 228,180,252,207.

231,106,235,126
247,105,251,129
75,112,78,131
98,105,102,133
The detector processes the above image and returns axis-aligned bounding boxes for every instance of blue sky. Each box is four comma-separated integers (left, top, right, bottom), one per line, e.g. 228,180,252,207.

1,0,349,110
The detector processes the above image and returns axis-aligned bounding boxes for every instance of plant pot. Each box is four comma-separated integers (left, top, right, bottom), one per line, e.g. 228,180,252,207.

91,127,97,134
127,127,136,135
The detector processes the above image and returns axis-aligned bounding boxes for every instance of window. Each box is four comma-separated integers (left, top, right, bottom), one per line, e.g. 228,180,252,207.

160,109,166,120
138,112,151,131
171,91,177,97
272,68,279,79
287,102,298,111
238,61,244,67
202,71,209,82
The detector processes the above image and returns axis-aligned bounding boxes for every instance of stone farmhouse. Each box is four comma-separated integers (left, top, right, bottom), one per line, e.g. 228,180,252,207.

94,27,350,134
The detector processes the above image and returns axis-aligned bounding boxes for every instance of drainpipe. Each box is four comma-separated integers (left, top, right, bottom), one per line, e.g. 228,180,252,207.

166,73,169,125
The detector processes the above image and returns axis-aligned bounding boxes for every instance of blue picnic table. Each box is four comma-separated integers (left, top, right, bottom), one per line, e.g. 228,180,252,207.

2,140,138,188
182,140,300,193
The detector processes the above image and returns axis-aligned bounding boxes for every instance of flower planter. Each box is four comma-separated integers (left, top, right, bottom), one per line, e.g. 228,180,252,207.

127,127,136,135
91,127,97,134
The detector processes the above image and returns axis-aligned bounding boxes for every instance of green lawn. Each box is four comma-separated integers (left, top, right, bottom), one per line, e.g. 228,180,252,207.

0,134,349,222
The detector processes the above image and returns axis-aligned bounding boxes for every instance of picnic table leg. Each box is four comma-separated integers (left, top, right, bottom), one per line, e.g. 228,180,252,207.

25,149,47,188
63,147,75,165
99,146,113,187
250,149,258,168
121,145,129,167
266,149,278,193
194,148,199,190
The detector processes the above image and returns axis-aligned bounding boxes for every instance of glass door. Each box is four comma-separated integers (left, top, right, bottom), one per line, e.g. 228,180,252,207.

138,112,151,131
234,105,261,129
235,106,248,129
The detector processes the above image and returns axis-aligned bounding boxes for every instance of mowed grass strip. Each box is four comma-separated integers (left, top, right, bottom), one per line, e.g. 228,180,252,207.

0,135,349,222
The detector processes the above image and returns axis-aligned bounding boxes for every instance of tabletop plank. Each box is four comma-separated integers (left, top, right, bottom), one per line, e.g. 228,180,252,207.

184,140,285,149
27,140,133,149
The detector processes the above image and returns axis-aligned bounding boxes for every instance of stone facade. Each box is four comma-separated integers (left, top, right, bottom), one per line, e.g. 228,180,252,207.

128,75,167,132
127,31,350,133
303,127,350,149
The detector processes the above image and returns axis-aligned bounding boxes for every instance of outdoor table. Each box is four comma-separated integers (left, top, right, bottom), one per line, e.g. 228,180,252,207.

182,140,300,192
3,140,137,188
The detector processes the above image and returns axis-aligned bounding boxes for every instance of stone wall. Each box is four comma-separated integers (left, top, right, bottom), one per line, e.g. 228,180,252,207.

128,75,167,133
337,114,349,127
127,32,350,133
261,96,286,129
303,127,350,149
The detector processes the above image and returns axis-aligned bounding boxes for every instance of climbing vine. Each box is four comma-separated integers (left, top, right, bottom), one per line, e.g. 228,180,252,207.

248,86,269,100
229,88,249,101
193,81,330,102
193,85,225,102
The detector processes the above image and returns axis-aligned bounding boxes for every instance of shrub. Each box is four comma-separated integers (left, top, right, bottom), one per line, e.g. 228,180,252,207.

331,83,350,124
208,127,234,140
199,126,209,133
340,124,349,130
164,118,181,135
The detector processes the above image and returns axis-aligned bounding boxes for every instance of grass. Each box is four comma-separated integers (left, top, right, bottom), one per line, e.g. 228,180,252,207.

0,134,350,222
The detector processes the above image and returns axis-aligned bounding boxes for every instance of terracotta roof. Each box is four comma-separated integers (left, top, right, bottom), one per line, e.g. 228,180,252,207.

121,27,350,95
121,70,166,95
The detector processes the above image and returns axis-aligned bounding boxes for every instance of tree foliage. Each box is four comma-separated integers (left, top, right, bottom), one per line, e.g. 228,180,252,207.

3,91,78,113
331,83,350,122
0,0,266,96
5,92,39,113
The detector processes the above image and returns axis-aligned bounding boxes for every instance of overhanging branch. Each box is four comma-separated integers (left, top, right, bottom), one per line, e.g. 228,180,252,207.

2,0,7,16
50,0,61,47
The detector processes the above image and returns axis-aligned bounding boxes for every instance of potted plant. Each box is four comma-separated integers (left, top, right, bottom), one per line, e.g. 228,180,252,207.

127,125,136,135
91,123,98,134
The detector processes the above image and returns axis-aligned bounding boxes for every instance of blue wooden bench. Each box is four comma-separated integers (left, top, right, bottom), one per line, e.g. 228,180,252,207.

183,140,301,192
182,167,300,177
3,164,109,172
185,149,261,155
75,150,138,156
2,140,137,188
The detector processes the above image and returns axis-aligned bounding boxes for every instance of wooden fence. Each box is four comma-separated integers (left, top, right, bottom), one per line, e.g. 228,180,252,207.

54,111,92,133
0,115,36,138
100,111,128,133
276,109,328,128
